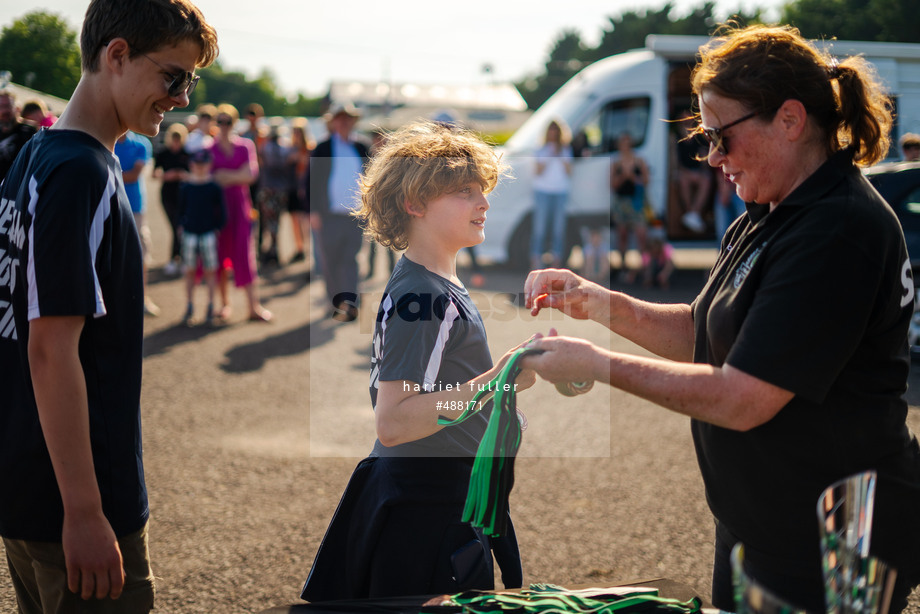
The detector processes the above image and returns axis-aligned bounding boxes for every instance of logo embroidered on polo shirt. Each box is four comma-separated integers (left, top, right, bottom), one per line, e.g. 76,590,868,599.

733,243,766,289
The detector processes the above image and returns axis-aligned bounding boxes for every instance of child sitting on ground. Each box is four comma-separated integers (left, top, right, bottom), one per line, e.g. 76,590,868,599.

302,121,536,601
580,225,610,285
178,149,226,325
641,226,675,289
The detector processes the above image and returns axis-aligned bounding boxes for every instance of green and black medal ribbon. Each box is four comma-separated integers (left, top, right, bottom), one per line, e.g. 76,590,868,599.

437,346,537,537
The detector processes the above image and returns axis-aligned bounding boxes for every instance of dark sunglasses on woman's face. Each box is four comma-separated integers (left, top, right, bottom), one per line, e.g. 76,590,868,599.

700,110,762,156
140,53,200,98
216,118,233,127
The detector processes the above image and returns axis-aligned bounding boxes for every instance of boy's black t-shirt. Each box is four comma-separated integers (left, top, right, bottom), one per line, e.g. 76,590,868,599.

369,256,493,458
0,129,148,541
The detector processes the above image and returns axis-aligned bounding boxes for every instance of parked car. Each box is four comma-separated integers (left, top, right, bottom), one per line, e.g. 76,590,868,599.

865,160,920,358
866,161,920,266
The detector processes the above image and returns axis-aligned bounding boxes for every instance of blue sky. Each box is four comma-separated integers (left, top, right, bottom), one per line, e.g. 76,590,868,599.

3,0,785,97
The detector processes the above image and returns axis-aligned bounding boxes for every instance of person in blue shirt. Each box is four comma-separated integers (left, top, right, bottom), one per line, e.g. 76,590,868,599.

305,102,370,322
115,130,157,315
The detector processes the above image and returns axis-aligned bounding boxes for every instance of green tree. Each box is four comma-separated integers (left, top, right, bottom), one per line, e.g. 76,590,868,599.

284,93,326,118
191,63,283,114
515,1,764,110
0,11,80,99
870,0,920,42
782,0,920,42
190,62,326,118
516,29,585,110
782,0,877,40
587,3,687,62
588,2,762,62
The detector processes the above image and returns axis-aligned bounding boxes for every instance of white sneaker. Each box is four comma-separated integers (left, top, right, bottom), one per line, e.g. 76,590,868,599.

143,297,160,317
163,261,180,276
682,211,706,233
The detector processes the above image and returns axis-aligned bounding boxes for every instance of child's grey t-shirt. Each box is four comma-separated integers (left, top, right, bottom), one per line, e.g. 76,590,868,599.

369,256,493,458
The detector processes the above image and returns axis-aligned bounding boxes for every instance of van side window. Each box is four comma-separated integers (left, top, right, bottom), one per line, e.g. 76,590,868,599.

579,97,651,155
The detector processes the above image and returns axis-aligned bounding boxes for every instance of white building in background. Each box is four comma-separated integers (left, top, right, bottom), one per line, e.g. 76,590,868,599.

326,80,531,135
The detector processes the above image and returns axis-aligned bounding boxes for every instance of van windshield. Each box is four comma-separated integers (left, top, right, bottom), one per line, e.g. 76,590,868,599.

580,97,651,153
504,90,651,156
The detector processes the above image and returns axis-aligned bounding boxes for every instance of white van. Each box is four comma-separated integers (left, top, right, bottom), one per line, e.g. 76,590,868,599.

480,35,920,267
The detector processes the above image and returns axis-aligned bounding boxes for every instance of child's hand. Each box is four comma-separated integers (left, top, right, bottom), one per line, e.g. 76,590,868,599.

493,333,543,371
515,329,562,392
487,331,556,392
514,366,537,392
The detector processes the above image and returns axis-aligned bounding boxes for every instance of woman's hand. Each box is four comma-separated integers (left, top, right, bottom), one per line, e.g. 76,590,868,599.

519,335,604,385
524,268,605,320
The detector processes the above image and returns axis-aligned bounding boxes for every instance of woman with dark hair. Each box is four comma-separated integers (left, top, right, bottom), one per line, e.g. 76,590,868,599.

521,25,920,611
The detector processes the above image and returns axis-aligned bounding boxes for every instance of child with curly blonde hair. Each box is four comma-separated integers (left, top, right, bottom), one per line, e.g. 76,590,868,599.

303,121,535,601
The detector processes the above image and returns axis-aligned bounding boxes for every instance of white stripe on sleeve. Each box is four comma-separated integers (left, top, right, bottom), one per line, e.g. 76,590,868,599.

25,167,116,320
26,175,40,320
88,168,117,317
422,299,460,391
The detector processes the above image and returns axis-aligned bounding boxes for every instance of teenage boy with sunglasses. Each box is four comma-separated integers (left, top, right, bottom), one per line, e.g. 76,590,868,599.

0,1,217,611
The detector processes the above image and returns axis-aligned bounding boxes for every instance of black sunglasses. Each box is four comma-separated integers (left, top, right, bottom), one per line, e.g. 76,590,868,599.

700,110,762,156
141,53,200,98
216,118,233,126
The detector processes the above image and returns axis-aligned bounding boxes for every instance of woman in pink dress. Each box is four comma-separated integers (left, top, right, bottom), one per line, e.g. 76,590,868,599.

211,103,273,322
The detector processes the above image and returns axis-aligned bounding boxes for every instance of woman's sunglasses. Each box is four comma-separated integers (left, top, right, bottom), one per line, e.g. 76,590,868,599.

700,110,761,156
141,53,200,98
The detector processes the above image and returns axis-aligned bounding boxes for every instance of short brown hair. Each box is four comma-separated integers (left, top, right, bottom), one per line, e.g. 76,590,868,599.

81,0,218,73
691,25,892,166
355,121,506,251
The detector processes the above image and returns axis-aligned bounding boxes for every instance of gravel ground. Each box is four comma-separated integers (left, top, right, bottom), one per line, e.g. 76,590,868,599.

0,185,918,613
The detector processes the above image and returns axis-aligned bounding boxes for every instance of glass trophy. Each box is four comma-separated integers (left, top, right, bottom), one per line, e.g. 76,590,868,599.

731,543,811,614
817,470,897,614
